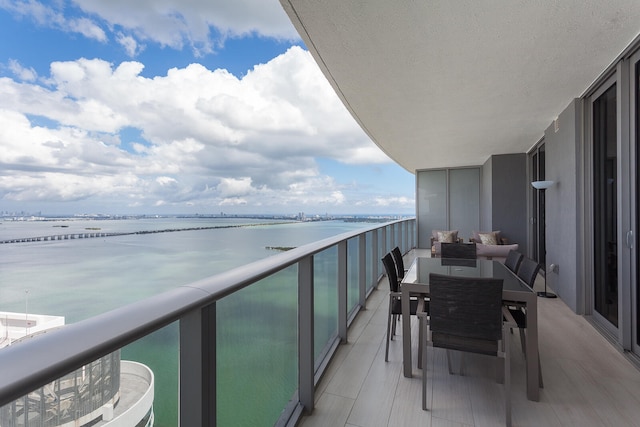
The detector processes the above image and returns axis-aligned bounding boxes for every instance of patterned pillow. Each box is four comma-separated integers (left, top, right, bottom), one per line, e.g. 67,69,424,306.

473,230,501,244
478,232,498,245
437,230,457,243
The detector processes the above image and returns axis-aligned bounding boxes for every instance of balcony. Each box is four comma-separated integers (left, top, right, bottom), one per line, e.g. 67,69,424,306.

299,249,640,427
0,219,413,426
2,219,639,426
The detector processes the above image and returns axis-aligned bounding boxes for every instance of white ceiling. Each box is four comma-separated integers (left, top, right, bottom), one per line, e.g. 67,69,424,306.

280,0,640,172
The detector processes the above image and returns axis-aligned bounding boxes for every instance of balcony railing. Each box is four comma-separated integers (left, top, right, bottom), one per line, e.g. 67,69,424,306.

0,218,415,426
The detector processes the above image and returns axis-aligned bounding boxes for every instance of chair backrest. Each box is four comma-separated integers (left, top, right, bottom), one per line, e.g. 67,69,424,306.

391,246,405,280
429,273,504,352
517,257,541,288
382,253,400,293
504,250,524,273
441,242,477,259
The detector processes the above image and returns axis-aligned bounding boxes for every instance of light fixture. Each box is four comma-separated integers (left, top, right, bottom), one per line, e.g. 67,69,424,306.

531,180,554,190
531,179,556,298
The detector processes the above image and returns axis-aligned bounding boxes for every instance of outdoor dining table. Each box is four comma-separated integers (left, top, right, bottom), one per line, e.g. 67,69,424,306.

401,257,540,401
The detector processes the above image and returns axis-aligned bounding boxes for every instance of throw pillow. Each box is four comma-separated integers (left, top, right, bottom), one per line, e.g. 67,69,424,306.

479,232,498,245
437,230,456,243
473,230,501,244
432,229,459,240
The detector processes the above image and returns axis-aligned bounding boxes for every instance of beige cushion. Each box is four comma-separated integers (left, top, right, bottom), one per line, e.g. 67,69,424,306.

432,229,459,242
473,230,501,244
478,232,498,245
437,230,456,243
476,243,518,258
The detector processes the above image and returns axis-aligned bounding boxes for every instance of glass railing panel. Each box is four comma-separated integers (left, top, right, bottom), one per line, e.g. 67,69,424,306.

386,226,392,255
347,238,360,312
216,266,298,427
378,228,385,276
408,220,415,249
313,246,338,361
124,323,179,427
365,231,373,292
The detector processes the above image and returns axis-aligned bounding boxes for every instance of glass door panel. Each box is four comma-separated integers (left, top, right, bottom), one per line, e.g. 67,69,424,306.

532,151,539,263
593,83,618,327
634,57,640,353
449,168,480,240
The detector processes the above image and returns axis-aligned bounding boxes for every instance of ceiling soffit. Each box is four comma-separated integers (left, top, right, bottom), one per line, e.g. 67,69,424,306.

280,0,640,171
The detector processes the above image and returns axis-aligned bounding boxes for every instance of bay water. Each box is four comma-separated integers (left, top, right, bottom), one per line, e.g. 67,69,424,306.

0,217,374,426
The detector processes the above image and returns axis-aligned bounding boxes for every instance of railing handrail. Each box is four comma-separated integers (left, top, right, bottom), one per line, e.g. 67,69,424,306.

0,218,414,408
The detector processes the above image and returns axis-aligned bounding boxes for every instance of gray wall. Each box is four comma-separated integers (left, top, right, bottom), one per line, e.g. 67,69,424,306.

480,157,493,231
544,99,582,313
481,154,528,253
492,154,528,250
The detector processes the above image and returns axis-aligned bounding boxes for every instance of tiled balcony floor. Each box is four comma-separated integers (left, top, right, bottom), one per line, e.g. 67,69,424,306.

298,249,640,427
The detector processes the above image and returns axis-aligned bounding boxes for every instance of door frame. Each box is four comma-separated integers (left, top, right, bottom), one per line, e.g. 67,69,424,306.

629,50,640,354
585,72,622,339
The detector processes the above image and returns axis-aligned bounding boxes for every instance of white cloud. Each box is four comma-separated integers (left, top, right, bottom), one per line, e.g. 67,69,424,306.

116,32,144,57
0,0,106,41
68,16,107,41
373,196,414,207
216,177,254,197
72,0,299,52
0,46,410,213
1,0,296,57
7,59,37,82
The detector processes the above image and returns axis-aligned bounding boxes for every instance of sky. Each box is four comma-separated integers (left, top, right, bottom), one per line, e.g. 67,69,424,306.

0,0,415,217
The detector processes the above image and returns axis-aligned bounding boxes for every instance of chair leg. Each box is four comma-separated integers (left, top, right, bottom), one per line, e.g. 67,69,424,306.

538,352,544,388
520,328,544,388
418,317,423,369
385,303,393,362
505,330,512,427
391,314,398,339
446,350,454,375
422,318,428,410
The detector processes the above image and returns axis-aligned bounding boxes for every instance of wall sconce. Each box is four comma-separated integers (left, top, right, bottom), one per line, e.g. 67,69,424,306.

531,180,554,190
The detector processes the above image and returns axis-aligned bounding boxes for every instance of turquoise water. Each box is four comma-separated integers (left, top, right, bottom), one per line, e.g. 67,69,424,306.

0,218,373,426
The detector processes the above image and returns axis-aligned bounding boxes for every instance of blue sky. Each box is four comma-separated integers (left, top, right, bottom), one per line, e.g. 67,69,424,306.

0,0,414,216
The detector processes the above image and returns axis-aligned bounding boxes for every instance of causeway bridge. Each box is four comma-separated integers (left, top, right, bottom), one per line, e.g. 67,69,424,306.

1,231,128,244
0,222,294,245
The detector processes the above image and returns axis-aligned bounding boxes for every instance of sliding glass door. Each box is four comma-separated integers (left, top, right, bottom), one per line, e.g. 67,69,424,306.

416,168,480,249
531,144,546,267
592,79,619,328
632,52,640,355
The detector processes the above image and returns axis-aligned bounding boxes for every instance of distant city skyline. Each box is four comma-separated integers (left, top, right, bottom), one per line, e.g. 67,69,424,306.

0,1,415,216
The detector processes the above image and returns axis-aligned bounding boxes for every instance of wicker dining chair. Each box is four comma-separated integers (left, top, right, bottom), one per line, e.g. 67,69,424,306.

517,257,541,288
420,273,515,426
510,256,544,387
504,250,524,274
391,246,406,282
440,242,477,259
382,253,426,362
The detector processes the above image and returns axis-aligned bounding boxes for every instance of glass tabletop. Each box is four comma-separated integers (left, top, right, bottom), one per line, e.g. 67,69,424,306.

406,257,533,293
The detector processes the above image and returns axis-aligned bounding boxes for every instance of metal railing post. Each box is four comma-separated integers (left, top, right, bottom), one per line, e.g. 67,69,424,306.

358,234,366,308
338,241,348,342
372,230,379,285
381,226,387,257
179,303,216,427
298,256,314,412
